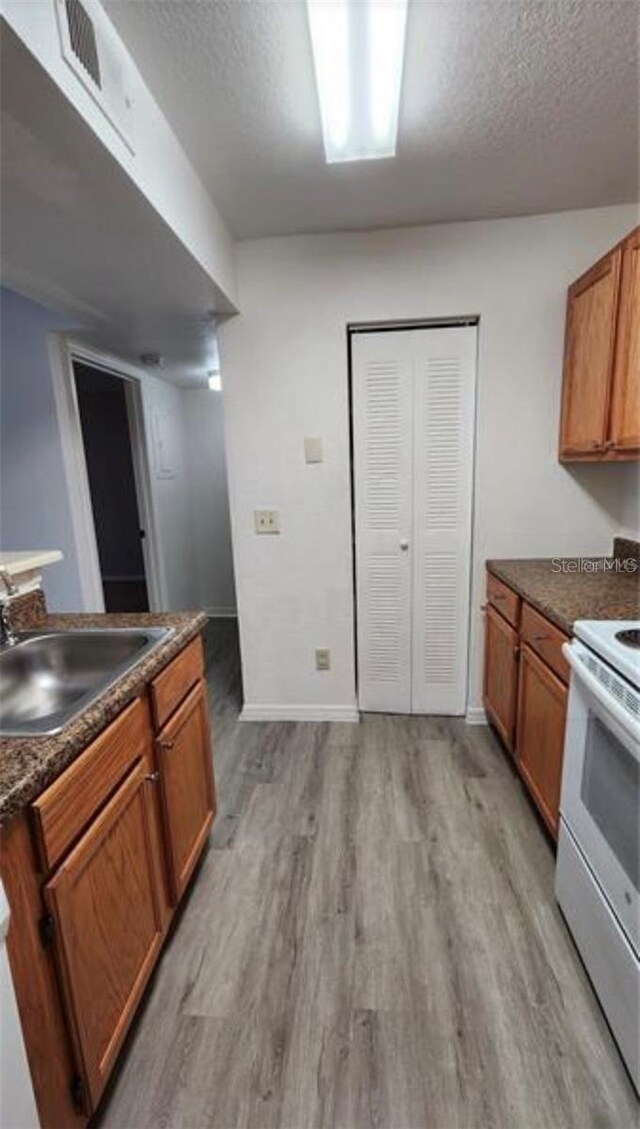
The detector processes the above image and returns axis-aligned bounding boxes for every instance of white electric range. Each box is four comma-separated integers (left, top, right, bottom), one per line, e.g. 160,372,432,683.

556,619,639,1093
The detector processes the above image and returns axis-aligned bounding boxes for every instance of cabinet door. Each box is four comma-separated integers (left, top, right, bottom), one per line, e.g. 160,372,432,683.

610,228,640,453
559,248,622,458
516,644,568,839
156,679,215,903
45,762,164,1110
483,605,519,753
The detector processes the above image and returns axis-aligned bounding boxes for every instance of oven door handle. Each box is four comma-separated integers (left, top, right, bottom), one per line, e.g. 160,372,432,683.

563,643,640,750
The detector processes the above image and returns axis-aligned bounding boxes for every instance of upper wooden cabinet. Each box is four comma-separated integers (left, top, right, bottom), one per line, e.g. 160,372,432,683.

559,226,639,462
610,227,640,452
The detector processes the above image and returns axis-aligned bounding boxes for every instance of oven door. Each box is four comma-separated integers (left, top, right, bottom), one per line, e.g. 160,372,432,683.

560,641,639,955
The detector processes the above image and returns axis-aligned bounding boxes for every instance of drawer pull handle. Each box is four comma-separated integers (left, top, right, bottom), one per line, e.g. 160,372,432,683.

145,771,160,783
158,740,174,752
531,633,549,642
493,593,506,600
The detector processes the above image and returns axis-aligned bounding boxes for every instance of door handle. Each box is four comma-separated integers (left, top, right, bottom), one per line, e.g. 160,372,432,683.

399,539,409,551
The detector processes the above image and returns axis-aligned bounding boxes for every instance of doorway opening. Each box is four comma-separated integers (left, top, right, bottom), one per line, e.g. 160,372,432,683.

349,319,479,716
72,362,150,612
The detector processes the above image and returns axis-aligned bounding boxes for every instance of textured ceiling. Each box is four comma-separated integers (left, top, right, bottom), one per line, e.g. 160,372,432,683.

105,0,639,239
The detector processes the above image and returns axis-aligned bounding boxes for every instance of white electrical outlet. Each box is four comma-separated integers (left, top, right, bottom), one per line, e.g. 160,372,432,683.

304,437,323,464
254,509,280,534
315,648,331,671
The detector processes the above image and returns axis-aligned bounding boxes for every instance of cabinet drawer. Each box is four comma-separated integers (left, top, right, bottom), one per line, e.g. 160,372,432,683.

486,572,520,628
150,635,204,730
31,696,151,873
521,602,570,683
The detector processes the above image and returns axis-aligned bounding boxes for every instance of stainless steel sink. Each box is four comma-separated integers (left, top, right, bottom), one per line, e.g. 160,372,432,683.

0,627,173,737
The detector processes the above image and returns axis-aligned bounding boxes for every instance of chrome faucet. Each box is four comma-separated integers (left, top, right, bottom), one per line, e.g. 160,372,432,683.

0,568,19,646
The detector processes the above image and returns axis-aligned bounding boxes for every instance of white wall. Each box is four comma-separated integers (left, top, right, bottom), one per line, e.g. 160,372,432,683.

219,204,640,717
0,287,83,609
0,288,215,613
181,389,236,616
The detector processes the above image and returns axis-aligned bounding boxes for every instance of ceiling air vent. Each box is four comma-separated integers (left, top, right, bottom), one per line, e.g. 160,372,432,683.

65,0,101,88
55,0,135,152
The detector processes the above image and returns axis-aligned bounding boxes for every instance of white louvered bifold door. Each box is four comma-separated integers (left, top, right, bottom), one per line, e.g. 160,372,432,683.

353,325,476,716
411,326,476,714
352,331,414,713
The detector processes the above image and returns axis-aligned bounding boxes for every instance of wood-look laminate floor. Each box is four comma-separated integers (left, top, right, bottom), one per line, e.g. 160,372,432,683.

98,620,637,1129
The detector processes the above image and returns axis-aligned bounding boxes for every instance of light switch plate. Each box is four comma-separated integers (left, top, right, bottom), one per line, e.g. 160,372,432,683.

315,648,331,671
304,437,323,464
254,509,280,534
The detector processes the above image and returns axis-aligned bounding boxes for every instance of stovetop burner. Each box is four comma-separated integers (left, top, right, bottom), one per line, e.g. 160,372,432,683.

615,628,640,649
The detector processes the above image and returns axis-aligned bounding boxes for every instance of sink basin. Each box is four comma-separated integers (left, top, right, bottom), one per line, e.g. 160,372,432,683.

0,627,173,737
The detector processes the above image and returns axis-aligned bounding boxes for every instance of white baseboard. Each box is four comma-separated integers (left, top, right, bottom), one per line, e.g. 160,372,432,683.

240,703,360,723
206,608,237,618
465,706,488,726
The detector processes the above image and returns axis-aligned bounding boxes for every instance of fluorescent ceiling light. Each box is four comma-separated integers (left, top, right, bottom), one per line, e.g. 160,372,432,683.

208,372,222,392
306,0,408,163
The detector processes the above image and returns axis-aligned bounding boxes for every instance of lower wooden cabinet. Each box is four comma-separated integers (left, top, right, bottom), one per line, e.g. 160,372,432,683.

156,679,216,903
483,570,570,841
1,631,215,1128
516,644,568,838
483,604,519,753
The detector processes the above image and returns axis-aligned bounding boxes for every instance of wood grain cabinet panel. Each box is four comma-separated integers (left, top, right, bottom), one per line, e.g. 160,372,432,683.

32,696,150,873
610,227,640,453
156,679,216,903
520,602,570,684
516,643,568,839
151,635,204,729
486,572,521,628
559,247,622,457
44,761,164,1111
483,605,520,754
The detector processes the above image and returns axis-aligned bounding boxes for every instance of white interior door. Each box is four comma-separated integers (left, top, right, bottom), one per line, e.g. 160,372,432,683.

353,331,414,713
353,325,476,715
410,326,476,714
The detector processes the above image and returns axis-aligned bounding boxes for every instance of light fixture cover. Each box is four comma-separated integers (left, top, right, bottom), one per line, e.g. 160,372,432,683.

208,372,222,391
306,0,408,163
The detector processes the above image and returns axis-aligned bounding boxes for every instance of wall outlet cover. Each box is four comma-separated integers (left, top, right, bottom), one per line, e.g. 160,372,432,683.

304,437,323,464
315,648,331,671
254,509,280,534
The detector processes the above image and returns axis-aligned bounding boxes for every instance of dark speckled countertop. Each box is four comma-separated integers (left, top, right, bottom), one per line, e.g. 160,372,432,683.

0,610,207,823
486,556,639,636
